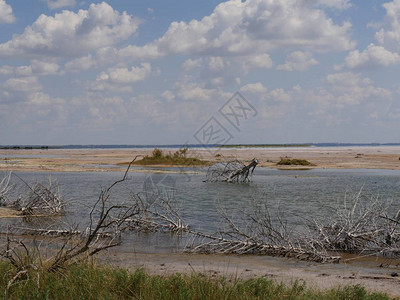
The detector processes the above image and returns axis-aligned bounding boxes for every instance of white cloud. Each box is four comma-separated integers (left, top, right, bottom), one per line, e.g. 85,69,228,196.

276,51,318,71
117,0,354,60
240,83,268,94
207,57,228,71
0,65,32,76
0,60,59,76
344,44,400,68
65,55,96,72
162,90,175,101
375,0,400,50
0,2,140,58
97,63,151,84
3,76,42,93
326,72,361,87
243,53,274,70
326,72,391,106
31,60,60,75
46,0,76,10
0,0,15,24
176,82,230,102
269,88,293,102
182,58,203,71
316,0,351,10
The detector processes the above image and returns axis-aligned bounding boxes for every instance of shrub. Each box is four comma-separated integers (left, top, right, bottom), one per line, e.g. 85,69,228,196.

277,158,313,166
152,148,163,158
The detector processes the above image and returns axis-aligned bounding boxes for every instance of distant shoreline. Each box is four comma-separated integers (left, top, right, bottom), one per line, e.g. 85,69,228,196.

1,142,400,150
1,145,400,172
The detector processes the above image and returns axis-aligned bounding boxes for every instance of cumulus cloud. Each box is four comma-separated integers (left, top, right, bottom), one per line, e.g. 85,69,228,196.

0,60,59,76
65,55,96,72
315,0,351,10
375,0,400,49
182,58,203,71
97,63,151,84
0,0,15,24
3,76,42,93
344,44,400,68
31,60,60,75
46,0,76,9
326,72,391,106
276,51,318,71
0,2,140,58
0,65,32,76
118,0,354,61
243,53,274,70
240,83,268,94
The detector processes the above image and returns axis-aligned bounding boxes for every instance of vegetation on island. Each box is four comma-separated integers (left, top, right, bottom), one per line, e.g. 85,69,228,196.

276,157,314,166
132,148,209,166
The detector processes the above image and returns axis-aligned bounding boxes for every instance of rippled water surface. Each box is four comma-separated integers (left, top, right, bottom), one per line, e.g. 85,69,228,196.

1,168,399,253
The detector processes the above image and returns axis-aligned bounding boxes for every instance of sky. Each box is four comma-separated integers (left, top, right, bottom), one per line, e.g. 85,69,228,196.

1,0,400,145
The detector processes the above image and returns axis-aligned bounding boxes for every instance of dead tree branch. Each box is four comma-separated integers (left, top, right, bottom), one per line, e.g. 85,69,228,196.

205,158,258,182
185,199,341,263
0,172,12,205
307,190,400,258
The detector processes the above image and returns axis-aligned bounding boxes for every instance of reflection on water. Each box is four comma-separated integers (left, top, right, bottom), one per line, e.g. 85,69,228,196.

0,168,399,253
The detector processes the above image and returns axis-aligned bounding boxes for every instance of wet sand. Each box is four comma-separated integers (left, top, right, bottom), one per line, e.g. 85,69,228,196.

0,146,399,172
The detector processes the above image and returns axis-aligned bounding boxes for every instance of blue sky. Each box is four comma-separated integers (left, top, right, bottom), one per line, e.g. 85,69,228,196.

1,0,400,145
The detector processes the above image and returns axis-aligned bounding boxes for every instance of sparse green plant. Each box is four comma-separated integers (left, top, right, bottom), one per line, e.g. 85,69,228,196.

277,158,313,166
130,148,209,166
152,148,163,158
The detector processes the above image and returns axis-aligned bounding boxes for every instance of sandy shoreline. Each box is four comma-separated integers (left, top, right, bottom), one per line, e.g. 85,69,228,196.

0,146,399,172
101,251,400,297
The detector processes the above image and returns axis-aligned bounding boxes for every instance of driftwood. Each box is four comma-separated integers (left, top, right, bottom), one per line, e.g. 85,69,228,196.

125,192,188,233
205,158,258,182
0,172,12,205
308,190,400,259
184,200,341,263
0,156,143,273
7,175,65,216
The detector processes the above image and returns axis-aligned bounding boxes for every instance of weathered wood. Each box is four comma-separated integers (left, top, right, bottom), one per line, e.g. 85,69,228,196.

205,158,259,182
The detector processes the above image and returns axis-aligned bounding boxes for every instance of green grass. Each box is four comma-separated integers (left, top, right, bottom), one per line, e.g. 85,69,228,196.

277,158,314,166
0,261,392,300
132,156,209,166
130,148,210,166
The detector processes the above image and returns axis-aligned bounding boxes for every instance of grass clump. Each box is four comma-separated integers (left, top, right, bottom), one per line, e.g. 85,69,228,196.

277,157,314,166
133,147,209,166
0,261,391,300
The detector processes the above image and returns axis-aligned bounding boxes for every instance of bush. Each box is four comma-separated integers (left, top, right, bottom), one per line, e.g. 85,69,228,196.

152,148,163,158
277,158,313,166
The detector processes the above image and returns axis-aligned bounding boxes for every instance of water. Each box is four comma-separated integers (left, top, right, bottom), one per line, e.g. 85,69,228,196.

0,168,399,253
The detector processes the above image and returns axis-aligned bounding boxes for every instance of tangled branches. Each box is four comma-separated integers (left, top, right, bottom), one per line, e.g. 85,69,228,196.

22,180,64,216
205,158,258,183
0,157,142,274
0,172,12,205
309,190,400,258
126,195,188,233
185,200,340,263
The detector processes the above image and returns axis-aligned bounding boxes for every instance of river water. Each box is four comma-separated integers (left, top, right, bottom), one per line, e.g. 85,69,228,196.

1,168,399,253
